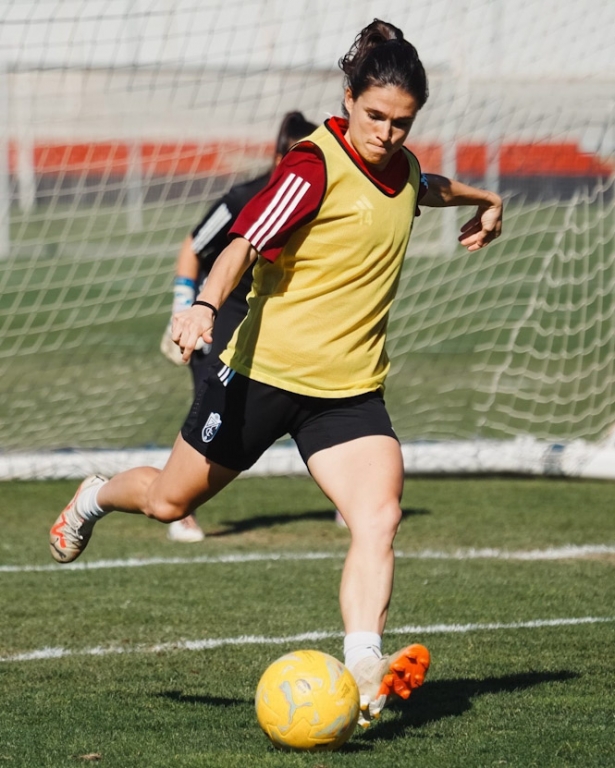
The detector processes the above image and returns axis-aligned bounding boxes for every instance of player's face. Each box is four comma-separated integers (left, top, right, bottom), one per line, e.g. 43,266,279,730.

344,85,419,171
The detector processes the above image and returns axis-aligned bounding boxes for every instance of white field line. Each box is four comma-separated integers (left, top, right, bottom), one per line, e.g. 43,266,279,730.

2,544,614,574
1,616,613,664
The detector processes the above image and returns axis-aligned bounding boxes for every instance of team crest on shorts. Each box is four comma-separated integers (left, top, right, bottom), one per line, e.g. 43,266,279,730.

201,412,222,443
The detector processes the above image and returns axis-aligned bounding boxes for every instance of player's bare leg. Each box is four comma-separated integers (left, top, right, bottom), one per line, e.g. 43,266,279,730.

307,435,429,725
49,434,239,562
308,435,403,635
96,434,239,519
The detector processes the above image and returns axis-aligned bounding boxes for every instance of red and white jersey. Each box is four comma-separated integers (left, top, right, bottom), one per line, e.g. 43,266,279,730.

230,116,427,262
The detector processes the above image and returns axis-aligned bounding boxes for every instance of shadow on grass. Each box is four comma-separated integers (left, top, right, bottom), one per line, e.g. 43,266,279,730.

156,690,374,753
360,670,579,742
157,690,246,707
155,670,572,751
206,507,430,537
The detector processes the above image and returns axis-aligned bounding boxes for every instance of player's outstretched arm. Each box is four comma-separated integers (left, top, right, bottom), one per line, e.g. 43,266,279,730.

421,173,503,252
171,237,258,363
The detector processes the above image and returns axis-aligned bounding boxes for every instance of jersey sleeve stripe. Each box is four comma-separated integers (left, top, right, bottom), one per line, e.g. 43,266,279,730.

247,174,311,250
249,175,307,249
251,179,311,251
192,203,233,254
244,173,300,244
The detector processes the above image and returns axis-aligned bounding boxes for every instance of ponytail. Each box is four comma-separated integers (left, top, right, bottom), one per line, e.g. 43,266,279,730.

339,19,428,111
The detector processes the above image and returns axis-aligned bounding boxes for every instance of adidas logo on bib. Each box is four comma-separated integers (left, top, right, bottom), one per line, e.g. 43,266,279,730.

353,195,374,226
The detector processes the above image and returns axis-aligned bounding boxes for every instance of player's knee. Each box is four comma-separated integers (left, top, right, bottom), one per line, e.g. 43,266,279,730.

376,500,402,539
350,499,401,545
143,494,188,523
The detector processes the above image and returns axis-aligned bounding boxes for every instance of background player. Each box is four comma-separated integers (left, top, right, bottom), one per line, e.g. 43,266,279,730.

160,111,317,542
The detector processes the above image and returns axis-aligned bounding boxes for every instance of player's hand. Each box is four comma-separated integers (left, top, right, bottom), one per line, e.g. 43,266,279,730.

171,304,214,364
160,319,186,366
458,198,503,252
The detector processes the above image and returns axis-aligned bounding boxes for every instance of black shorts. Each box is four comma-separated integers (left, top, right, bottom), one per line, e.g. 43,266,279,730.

180,363,398,471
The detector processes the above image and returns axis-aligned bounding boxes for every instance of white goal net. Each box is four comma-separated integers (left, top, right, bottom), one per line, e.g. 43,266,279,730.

1,0,614,480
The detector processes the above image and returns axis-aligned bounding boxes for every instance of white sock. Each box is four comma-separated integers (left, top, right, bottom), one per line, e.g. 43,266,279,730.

77,481,110,522
344,631,382,671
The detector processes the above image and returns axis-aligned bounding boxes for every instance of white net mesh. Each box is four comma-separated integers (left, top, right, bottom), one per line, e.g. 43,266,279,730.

1,0,614,477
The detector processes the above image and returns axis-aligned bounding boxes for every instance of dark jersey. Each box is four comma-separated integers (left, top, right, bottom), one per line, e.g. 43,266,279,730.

191,173,270,302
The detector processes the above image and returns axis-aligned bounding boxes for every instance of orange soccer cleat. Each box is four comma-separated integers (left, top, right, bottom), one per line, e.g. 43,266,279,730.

349,643,430,727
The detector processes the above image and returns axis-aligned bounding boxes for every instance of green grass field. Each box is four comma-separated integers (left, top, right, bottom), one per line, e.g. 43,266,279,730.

1,475,614,767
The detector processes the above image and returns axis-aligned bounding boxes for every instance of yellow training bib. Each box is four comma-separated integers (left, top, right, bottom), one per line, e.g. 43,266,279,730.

222,123,421,397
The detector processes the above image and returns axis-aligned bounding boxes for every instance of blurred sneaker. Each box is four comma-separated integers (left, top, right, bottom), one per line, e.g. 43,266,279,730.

334,509,347,528
349,643,430,727
49,475,108,563
167,515,205,542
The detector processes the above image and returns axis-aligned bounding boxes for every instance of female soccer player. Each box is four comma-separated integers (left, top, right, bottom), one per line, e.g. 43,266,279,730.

160,111,317,542
50,19,503,726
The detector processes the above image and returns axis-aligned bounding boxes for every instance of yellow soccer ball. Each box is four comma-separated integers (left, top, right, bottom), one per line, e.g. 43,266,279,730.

255,649,360,751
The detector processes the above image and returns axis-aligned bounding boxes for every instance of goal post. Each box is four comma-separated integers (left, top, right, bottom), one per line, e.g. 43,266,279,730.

0,0,614,481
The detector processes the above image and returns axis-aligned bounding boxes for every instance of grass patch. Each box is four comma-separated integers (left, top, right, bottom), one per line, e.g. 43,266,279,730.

1,476,614,766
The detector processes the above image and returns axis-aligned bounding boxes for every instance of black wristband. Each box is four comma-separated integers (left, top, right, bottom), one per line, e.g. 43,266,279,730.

192,300,218,319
